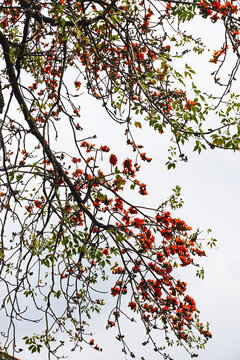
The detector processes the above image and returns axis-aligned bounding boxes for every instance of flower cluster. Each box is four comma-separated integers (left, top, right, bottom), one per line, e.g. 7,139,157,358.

199,0,238,21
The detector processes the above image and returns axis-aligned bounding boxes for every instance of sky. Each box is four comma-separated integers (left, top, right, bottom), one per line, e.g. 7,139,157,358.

17,93,240,360
70,96,240,360
71,16,240,360
2,9,240,360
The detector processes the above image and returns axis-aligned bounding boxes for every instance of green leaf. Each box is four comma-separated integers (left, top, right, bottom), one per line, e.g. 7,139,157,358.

134,121,142,128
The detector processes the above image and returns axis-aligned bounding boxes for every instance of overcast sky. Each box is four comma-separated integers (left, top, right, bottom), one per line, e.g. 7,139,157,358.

18,95,240,360
6,12,240,360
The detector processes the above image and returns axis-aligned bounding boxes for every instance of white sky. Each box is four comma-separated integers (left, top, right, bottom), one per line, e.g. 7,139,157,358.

3,11,240,360
17,95,240,360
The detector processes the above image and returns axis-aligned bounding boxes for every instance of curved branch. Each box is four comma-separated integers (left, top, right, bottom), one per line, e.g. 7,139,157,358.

0,30,113,231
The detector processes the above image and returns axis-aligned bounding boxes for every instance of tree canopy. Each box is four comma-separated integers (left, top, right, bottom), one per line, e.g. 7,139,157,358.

0,0,239,359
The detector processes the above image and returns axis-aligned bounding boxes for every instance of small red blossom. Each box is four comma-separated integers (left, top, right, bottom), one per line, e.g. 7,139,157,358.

107,321,116,327
74,81,82,89
128,206,138,214
102,248,109,256
72,157,81,163
128,301,137,310
185,100,196,110
140,153,152,162
111,286,121,296
109,154,118,166
133,218,145,228
100,145,110,152
123,158,135,176
34,200,43,208
112,266,125,274
139,183,148,195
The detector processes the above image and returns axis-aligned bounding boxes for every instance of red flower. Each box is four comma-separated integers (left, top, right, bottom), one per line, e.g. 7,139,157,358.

102,248,109,256
100,145,110,152
123,158,135,176
107,320,116,327
74,81,81,89
72,157,81,163
111,286,121,296
109,154,118,166
140,153,152,162
34,200,43,208
128,301,137,310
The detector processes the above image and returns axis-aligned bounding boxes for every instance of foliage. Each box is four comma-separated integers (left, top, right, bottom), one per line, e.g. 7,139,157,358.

0,0,239,359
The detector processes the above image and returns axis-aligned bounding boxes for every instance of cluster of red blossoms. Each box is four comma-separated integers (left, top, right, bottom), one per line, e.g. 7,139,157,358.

198,0,238,22
141,7,153,31
108,204,210,344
